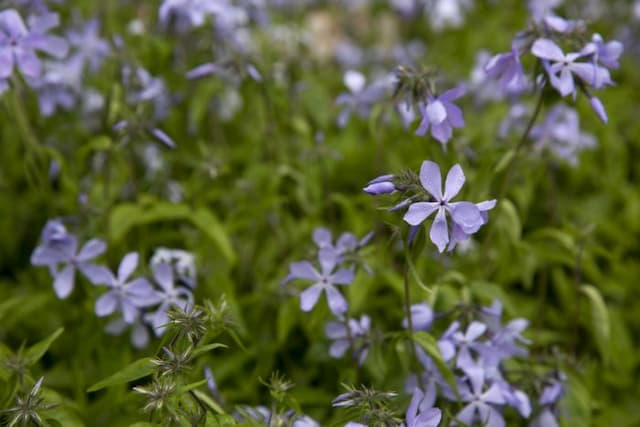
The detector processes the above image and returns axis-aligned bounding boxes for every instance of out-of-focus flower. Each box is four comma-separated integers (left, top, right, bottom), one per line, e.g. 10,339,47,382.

0,9,68,79
415,86,465,145
145,262,194,336
485,44,527,94
404,387,442,427
92,252,159,323
325,315,371,365
284,247,354,316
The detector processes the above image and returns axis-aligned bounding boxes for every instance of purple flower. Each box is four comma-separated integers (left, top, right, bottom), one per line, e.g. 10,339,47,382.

531,38,612,97
485,45,527,93
456,367,506,427
93,252,158,324
402,303,434,331
284,247,354,316
159,0,217,29
0,9,68,79
447,199,497,251
531,104,596,165
325,315,371,365
403,161,487,253
105,316,150,349
31,220,107,299
336,70,390,127
66,19,110,72
452,321,487,369
415,86,464,145
312,227,373,257
404,387,442,427
363,174,397,195
586,34,623,70
144,262,194,336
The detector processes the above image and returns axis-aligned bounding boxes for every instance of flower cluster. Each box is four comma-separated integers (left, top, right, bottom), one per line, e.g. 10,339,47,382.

365,160,496,253
404,299,566,427
484,4,623,124
284,227,374,365
31,219,196,348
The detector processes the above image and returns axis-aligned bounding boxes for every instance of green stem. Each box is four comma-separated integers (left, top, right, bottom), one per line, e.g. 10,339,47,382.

497,87,546,200
403,240,425,390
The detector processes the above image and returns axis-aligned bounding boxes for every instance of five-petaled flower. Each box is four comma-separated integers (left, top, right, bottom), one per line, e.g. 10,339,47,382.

415,86,465,145
403,161,495,253
0,9,68,79
92,252,159,324
284,247,354,316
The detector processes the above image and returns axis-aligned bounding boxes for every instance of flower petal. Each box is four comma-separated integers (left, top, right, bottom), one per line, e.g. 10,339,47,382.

95,291,118,317
443,164,465,200
531,38,565,62
53,264,75,299
77,239,106,262
153,262,174,292
419,160,443,200
325,285,348,316
429,208,449,253
300,284,323,312
425,99,447,124
403,202,439,226
118,252,139,282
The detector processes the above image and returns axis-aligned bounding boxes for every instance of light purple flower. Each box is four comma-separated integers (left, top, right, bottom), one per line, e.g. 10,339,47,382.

402,303,434,331
456,367,506,427
144,262,194,336
531,38,612,97
585,34,623,70
531,104,596,165
66,19,110,72
404,387,442,427
31,220,107,299
447,199,497,251
363,174,397,195
485,45,527,93
336,70,390,127
403,161,486,253
284,247,354,316
415,86,465,145
0,9,68,79
93,252,158,324
452,321,487,369
105,315,150,349
325,315,371,365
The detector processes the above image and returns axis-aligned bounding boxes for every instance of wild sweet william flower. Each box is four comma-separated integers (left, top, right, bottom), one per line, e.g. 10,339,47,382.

92,252,158,324
0,9,68,79
531,104,596,165
485,44,527,93
336,70,390,128
415,86,464,146
456,366,506,427
402,303,434,331
105,316,150,349
325,315,371,365
404,387,442,427
284,247,354,316
531,38,612,97
363,174,397,195
403,161,490,253
31,220,107,299
145,262,194,336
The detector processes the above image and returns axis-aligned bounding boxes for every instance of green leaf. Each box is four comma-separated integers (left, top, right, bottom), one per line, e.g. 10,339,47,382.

412,331,457,395
87,357,154,392
192,389,225,414
497,199,521,243
494,149,516,174
560,373,591,427
192,343,227,358
579,284,610,363
109,202,236,265
25,328,64,366
179,378,208,393
190,208,236,264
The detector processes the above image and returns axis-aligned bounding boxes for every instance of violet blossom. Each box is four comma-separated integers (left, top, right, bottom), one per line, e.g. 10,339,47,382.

403,161,493,253
415,86,465,145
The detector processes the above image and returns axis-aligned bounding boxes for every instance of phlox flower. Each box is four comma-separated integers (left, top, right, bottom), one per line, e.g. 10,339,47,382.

415,86,464,145
284,247,354,316
403,161,494,253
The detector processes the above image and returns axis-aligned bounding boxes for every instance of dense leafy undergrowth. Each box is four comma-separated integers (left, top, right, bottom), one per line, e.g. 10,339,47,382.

1,0,640,426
